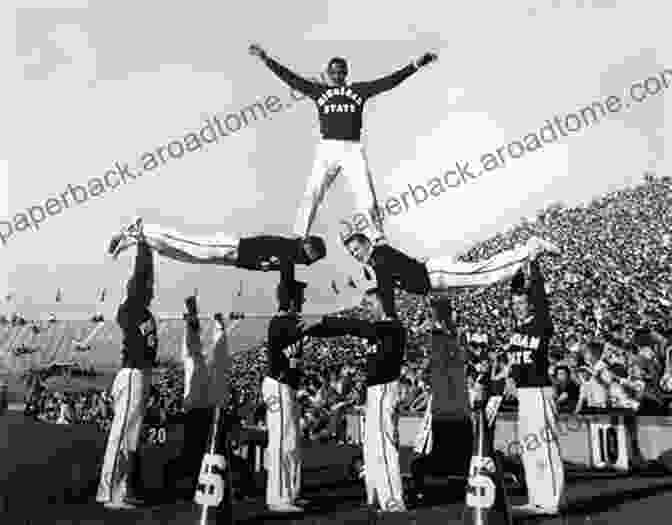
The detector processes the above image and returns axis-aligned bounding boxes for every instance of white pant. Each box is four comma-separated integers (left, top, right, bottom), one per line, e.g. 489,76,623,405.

116,224,239,265
517,387,565,510
426,240,539,291
295,139,384,240
413,394,433,455
365,381,406,512
96,368,150,504
262,377,302,506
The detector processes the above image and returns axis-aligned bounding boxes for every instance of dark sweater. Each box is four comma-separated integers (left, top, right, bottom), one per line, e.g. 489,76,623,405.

236,236,314,271
368,244,431,318
266,314,305,389
507,261,554,388
263,56,418,141
117,302,157,370
118,240,157,370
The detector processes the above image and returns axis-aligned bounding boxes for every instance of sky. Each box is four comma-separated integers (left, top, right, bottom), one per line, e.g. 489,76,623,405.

4,0,671,320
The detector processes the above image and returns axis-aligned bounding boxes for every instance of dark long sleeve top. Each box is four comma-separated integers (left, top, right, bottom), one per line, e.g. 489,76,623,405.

118,242,157,370
236,235,318,271
308,317,406,386
368,244,431,318
266,315,305,389
506,261,554,387
430,331,470,419
262,55,418,141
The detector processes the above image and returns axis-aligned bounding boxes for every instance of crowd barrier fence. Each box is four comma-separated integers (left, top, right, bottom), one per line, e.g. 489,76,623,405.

346,410,672,472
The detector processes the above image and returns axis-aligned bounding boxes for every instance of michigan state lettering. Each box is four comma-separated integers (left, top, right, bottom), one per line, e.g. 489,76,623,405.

509,350,533,364
324,104,357,114
509,333,540,349
316,86,364,107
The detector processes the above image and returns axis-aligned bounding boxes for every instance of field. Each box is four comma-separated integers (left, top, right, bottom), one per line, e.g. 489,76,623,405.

3,408,672,525
13,460,672,524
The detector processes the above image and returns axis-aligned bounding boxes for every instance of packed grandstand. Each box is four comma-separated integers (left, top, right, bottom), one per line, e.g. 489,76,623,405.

2,173,672,440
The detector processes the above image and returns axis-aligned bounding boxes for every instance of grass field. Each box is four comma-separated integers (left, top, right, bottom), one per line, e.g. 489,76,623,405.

3,408,672,524
10,466,672,524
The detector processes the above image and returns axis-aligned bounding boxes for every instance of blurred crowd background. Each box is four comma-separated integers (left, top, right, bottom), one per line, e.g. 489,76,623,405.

8,173,672,442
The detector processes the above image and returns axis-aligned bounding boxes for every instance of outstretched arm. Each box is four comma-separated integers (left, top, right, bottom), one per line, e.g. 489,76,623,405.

249,43,320,97
124,238,154,307
526,260,554,337
358,52,437,98
306,316,376,339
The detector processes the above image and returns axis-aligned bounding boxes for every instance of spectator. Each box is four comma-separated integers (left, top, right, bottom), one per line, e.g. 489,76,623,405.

599,364,638,411
622,356,665,413
553,365,579,413
575,365,608,414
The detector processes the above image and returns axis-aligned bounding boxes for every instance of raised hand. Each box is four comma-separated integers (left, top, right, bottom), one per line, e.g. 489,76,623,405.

249,43,267,59
415,52,438,68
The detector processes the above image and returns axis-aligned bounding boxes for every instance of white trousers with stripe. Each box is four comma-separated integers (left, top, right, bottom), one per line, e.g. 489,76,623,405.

365,381,406,512
426,240,539,291
96,368,150,504
295,139,384,240
262,376,302,506
116,224,239,265
517,386,566,510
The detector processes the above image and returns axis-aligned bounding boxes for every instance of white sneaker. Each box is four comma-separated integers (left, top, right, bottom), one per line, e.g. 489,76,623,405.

108,217,144,259
108,233,135,259
268,503,304,513
512,503,558,515
103,500,138,510
125,216,144,236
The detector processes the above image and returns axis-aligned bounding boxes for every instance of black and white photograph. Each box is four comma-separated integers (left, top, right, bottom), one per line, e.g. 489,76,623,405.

3,1,672,523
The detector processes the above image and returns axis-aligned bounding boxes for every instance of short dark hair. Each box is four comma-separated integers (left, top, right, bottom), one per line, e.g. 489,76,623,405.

304,236,327,262
328,57,348,69
343,232,371,246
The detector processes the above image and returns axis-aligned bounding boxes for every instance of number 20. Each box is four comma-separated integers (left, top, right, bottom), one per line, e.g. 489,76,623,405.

148,427,166,445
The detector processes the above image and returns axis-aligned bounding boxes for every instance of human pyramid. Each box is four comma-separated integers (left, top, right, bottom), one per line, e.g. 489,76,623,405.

97,42,563,516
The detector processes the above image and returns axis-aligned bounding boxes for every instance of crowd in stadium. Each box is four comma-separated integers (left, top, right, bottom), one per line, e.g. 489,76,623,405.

14,173,672,438
24,384,113,431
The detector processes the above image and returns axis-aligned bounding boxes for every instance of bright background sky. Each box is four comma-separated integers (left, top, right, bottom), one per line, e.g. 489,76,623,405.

4,0,671,320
